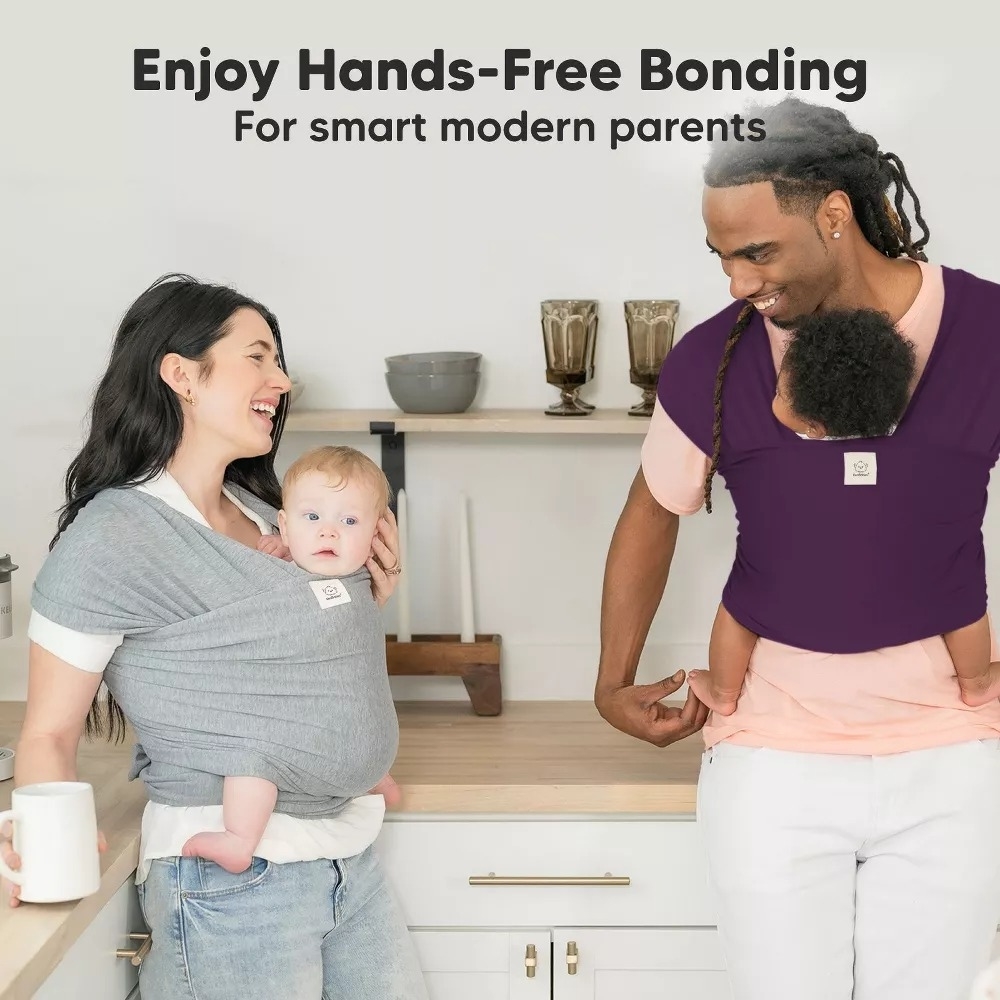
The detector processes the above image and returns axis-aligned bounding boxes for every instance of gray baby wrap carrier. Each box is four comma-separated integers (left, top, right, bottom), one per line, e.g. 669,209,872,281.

31,484,399,819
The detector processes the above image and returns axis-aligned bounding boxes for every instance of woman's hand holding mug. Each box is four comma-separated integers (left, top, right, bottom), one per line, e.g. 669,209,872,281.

0,782,107,907
0,819,20,907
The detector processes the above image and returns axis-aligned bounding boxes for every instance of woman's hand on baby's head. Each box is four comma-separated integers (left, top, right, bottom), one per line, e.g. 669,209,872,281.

257,534,293,561
368,509,401,608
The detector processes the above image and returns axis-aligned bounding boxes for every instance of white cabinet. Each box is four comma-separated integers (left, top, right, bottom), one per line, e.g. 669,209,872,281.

411,930,552,999
380,817,729,1000
377,817,716,928
552,929,730,999
33,876,148,1000
411,927,729,1000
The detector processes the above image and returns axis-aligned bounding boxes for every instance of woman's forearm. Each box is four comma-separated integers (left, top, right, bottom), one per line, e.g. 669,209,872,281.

13,735,79,787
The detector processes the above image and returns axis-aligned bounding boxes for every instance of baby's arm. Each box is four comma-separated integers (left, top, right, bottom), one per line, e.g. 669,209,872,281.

944,614,1000,707
687,604,757,716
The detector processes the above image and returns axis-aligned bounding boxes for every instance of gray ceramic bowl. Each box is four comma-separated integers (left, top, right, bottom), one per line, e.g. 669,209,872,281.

385,371,480,413
384,351,482,374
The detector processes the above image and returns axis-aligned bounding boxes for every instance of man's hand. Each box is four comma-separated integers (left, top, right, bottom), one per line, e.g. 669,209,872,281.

595,671,708,748
257,534,293,561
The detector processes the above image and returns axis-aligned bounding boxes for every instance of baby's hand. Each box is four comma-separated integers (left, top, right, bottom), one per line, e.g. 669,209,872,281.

368,773,401,808
257,534,293,561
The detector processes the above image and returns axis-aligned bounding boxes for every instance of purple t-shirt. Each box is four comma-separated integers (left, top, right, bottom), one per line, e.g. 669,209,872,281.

656,266,1000,654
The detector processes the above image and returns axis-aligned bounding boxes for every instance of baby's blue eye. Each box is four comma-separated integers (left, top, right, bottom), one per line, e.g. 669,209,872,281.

343,517,357,526
305,513,319,521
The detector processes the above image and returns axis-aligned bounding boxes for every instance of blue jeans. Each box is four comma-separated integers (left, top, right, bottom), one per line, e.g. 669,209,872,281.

136,846,429,999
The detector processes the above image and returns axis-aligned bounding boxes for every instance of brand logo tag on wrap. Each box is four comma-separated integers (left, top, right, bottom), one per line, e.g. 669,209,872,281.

309,579,352,608
844,452,877,486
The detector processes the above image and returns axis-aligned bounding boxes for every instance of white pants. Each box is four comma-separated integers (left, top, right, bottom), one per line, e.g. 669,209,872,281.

696,738,1000,1000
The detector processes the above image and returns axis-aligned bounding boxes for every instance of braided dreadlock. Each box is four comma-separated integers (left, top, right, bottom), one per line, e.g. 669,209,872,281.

700,96,931,513
704,305,754,513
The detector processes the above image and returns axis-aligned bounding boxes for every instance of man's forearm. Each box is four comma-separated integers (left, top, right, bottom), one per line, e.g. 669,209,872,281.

596,471,680,694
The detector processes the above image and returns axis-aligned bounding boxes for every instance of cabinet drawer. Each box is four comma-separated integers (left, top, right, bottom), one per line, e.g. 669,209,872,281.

376,819,717,927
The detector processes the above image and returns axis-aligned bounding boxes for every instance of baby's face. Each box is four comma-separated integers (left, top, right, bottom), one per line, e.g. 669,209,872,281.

278,470,381,577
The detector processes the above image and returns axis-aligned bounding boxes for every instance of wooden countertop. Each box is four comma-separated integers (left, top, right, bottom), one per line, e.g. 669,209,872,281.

387,700,701,814
0,700,700,999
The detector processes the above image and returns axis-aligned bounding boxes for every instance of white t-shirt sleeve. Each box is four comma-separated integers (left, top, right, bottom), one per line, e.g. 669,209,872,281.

27,610,123,673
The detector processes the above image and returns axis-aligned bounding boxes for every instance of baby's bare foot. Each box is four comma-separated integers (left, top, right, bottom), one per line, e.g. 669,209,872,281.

687,670,740,716
959,665,1000,708
182,832,256,874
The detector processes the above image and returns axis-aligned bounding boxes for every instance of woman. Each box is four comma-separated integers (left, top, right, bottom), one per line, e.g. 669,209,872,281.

1,274,428,1000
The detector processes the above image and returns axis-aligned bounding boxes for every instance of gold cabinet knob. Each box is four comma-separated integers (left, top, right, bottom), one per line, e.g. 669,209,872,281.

116,932,152,967
566,940,578,975
525,943,537,978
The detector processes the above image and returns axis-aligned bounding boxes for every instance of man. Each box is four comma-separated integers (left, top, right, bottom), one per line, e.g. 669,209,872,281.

594,96,1000,1000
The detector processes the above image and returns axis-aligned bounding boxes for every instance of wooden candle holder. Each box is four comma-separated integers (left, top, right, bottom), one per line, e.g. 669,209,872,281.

385,633,502,716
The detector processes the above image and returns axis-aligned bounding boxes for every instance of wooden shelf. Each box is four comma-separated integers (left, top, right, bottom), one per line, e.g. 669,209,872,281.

283,407,650,435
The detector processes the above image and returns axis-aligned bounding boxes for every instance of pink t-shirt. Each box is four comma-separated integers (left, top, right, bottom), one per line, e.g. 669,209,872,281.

641,259,1000,753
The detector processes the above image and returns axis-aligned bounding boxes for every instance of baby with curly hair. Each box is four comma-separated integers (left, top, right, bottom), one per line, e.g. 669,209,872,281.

687,308,1000,716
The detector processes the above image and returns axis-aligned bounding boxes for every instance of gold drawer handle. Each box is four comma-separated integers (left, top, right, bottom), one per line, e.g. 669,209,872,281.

469,872,630,886
116,932,152,966
525,943,537,978
567,940,578,974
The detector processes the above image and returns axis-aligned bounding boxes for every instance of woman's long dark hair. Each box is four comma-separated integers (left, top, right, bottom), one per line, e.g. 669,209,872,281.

53,273,290,741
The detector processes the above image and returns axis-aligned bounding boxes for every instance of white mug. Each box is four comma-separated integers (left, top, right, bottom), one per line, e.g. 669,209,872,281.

0,781,102,903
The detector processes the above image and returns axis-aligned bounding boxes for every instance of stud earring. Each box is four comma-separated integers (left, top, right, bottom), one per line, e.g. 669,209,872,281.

832,232,841,239
184,390,195,405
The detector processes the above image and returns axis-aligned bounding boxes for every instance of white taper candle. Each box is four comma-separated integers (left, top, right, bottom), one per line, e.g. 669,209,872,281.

458,493,475,643
396,489,411,642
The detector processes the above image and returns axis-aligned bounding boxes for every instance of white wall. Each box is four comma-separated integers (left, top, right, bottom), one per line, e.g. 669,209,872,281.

4,0,999,701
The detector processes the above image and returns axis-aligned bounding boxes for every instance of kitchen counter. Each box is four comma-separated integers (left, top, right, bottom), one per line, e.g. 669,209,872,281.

388,700,701,813
0,699,701,999
0,703,148,1000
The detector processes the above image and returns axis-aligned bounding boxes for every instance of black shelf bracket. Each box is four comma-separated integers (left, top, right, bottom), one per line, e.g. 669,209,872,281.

370,421,405,516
